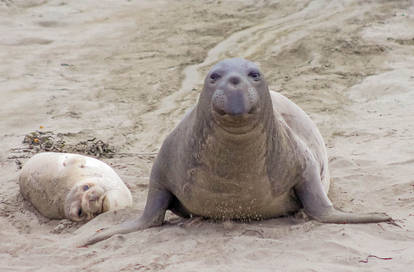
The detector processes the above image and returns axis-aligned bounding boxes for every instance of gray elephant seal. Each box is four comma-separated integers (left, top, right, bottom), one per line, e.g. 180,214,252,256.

19,152,132,221
83,58,390,245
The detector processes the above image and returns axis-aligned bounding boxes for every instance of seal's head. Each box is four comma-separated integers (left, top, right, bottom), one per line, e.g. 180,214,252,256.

199,58,271,134
64,182,106,221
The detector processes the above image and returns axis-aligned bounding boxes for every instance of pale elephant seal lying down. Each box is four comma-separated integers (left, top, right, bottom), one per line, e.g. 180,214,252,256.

83,58,390,245
19,152,132,221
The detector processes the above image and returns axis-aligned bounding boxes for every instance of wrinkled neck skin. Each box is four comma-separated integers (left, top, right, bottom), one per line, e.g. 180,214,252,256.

191,89,289,183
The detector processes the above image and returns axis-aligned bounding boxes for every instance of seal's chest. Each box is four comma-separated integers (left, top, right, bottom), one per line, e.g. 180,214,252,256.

179,168,299,220
190,164,269,193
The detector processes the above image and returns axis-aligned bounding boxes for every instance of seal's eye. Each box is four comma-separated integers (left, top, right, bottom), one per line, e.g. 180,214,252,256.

248,71,261,81
78,208,83,217
210,72,221,81
82,185,90,191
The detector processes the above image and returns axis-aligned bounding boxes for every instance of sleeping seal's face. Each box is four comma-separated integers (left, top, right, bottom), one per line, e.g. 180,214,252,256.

203,58,268,134
64,182,106,221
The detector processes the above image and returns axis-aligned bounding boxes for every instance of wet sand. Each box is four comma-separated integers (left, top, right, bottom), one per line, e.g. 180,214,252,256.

1,0,413,271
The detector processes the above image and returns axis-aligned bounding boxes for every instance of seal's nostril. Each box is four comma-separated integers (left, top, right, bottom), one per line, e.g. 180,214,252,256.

229,76,240,85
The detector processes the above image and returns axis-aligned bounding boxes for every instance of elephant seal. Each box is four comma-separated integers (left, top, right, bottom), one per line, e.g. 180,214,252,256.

83,58,390,245
19,152,132,221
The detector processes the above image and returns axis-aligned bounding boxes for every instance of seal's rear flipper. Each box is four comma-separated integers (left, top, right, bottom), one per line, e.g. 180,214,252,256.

295,164,391,224
306,207,391,224
79,189,173,247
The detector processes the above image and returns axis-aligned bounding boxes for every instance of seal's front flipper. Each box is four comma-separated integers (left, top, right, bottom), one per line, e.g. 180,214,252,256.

80,189,173,246
294,164,391,224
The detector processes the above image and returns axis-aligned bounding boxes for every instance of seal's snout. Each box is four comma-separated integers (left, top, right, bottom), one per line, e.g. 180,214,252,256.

212,89,248,116
227,90,246,115
212,73,259,117
212,87,259,117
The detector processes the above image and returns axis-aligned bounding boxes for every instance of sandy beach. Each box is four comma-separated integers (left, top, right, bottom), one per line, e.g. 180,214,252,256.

1,0,413,271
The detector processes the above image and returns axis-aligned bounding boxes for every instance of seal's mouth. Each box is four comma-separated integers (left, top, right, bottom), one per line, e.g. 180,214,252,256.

214,103,258,117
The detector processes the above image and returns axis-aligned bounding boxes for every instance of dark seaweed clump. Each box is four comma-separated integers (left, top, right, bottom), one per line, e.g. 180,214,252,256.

10,131,115,168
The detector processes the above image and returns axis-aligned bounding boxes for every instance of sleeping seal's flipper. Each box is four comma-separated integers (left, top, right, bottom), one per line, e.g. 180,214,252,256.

80,188,173,246
295,162,391,224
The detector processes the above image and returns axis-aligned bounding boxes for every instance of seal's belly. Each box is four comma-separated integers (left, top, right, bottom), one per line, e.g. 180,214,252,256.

178,175,300,220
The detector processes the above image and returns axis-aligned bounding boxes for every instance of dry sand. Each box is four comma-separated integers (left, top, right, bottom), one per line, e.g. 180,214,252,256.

1,0,414,271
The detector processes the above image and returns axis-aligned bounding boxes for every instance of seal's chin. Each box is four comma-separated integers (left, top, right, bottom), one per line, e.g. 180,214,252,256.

211,107,260,134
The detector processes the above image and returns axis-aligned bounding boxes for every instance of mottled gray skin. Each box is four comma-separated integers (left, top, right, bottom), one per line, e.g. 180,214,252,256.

83,58,390,245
